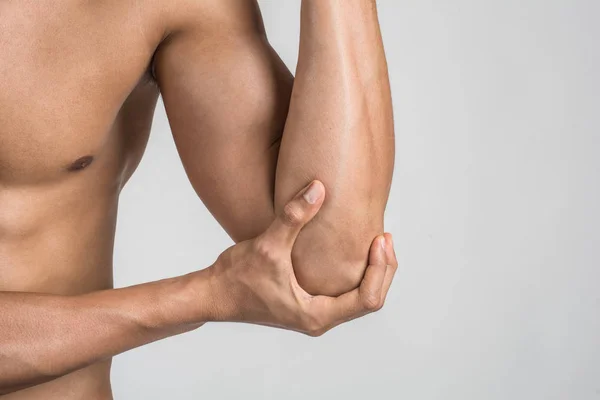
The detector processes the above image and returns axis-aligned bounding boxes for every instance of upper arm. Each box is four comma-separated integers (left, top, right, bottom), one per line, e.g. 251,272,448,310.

153,0,293,242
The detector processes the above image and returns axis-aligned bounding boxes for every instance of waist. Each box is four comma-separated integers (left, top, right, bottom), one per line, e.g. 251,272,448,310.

0,195,118,295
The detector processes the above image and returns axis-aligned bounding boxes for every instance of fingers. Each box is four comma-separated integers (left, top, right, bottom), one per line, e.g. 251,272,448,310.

381,233,399,301
306,236,388,335
304,234,399,336
262,180,326,250
361,235,388,310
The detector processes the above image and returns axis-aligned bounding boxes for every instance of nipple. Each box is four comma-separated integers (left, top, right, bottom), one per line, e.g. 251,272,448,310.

67,155,94,172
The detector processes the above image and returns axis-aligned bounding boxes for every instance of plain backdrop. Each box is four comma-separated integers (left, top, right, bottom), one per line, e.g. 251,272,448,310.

111,1,600,399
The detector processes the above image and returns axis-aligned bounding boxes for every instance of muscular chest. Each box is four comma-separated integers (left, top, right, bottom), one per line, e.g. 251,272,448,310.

0,0,160,184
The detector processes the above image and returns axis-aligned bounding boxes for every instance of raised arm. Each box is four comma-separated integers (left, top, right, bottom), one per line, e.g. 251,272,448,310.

155,0,394,297
275,0,394,295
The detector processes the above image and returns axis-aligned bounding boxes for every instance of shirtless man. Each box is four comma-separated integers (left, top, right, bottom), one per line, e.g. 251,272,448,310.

0,0,396,398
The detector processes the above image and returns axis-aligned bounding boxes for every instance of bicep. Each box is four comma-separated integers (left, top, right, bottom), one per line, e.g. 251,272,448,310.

153,9,294,242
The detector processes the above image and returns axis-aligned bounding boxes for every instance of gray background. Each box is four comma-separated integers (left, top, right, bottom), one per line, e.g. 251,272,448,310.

111,1,600,399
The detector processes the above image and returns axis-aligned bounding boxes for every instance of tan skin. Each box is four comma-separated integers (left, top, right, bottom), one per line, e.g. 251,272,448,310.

0,0,395,399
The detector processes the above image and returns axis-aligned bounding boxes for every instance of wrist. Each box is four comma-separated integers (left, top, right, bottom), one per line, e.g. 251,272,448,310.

299,0,382,65
172,267,219,325
301,0,377,20
142,268,217,332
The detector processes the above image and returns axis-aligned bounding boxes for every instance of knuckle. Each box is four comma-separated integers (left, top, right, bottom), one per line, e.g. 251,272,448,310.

282,202,304,227
300,309,326,338
253,238,278,262
362,292,381,311
303,318,326,337
307,328,325,338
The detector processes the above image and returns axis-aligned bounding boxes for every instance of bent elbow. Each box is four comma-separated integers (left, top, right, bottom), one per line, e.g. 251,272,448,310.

290,213,383,297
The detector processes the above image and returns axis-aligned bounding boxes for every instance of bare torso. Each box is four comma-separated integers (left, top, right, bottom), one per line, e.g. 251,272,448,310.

0,0,394,397
1,1,164,398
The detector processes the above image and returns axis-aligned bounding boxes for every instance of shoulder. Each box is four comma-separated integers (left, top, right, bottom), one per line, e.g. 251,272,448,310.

148,0,270,82
154,0,266,40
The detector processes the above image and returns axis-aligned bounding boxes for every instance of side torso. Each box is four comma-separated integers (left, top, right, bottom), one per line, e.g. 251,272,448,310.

0,0,200,398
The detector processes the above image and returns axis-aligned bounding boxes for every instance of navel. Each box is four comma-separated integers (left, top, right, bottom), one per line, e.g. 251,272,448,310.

67,155,95,172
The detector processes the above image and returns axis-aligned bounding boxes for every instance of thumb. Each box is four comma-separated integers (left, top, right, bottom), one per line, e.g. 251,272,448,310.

262,180,326,249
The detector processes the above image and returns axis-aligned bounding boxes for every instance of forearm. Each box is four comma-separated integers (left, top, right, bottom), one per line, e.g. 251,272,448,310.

159,0,393,297
275,0,394,296
0,271,210,394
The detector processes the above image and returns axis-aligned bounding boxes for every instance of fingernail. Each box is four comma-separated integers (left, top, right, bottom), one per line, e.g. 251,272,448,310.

380,236,386,250
303,181,323,204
